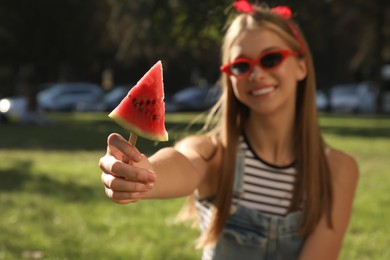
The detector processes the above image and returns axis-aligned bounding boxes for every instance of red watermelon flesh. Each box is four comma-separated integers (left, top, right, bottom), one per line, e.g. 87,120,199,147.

109,61,168,141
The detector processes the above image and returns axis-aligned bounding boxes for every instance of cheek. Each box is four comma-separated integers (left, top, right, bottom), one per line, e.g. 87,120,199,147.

287,59,307,81
230,77,245,99
271,67,299,96
278,62,302,86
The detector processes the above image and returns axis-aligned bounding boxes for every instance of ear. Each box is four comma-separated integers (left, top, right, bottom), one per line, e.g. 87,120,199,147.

296,58,307,81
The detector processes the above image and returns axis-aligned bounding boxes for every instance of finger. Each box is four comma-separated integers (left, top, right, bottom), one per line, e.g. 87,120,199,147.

99,156,156,183
108,133,142,163
101,172,154,192
104,186,146,204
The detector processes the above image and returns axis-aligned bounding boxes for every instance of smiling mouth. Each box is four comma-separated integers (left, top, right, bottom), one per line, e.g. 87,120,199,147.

251,87,275,96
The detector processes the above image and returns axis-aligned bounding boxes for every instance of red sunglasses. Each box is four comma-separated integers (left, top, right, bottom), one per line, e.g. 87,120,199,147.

220,49,298,79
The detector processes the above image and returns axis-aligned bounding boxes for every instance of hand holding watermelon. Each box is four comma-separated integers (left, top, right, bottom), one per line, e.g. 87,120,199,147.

109,61,168,145
101,61,168,202
99,133,156,204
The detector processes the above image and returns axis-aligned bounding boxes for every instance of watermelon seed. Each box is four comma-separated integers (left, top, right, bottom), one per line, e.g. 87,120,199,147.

146,100,151,105
152,115,159,120
132,98,137,103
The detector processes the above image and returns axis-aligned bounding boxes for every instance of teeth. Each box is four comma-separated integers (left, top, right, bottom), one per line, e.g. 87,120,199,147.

252,87,274,96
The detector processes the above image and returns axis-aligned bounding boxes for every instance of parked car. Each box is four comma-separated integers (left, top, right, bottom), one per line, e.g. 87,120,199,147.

75,86,132,112
0,82,56,120
316,90,328,111
0,96,25,117
0,96,49,125
0,82,104,124
165,86,221,112
38,82,104,111
329,82,378,113
382,91,390,112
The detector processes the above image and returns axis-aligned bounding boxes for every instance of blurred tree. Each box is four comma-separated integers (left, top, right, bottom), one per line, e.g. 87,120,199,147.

0,0,108,95
275,0,389,112
0,0,388,112
101,0,231,92
100,0,390,96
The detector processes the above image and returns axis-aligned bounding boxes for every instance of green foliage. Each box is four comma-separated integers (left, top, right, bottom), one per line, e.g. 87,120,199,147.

0,0,388,96
0,112,389,259
0,0,105,75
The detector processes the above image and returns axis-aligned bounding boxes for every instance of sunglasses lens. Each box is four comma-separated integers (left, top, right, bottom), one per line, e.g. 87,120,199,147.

260,53,284,68
230,62,250,76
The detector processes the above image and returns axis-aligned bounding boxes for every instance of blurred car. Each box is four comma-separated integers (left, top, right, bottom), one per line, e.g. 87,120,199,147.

0,96,49,125
0,82,104,123
0,96,27,123
316,90,328,111
0,82,56,121
382,91,390,113
75,86,132,112
0,96,26,118
103,86,132,111
38,82,104,111
329,82,378,113
165,86,221,112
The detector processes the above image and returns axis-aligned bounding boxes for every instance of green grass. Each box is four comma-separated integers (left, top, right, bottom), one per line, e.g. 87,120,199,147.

318,114,390,260
0,112,389,259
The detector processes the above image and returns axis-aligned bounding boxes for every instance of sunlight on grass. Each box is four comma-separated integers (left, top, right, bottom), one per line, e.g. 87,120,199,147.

320,116,390,260
0,113,389,259
0,150,200,259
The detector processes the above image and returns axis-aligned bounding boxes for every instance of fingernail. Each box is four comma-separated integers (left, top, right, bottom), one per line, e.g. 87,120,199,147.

147,170,156,182
146,182,154,189
133,153,142,162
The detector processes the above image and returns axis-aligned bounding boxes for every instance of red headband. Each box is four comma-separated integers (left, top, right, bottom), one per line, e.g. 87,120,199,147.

233,0,254,13
233,0,293,17
232,0,305,54
271,6,293,19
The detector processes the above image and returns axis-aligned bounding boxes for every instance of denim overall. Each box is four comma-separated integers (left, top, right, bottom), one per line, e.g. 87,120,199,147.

211,148,305,260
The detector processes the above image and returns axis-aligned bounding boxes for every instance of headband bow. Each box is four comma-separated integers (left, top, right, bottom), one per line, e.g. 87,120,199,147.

271,6,293,19
232,1,304,54
233,0,254,13
233,0,293,19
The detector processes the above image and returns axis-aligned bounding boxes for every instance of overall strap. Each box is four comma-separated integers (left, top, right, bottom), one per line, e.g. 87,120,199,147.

231,144,245,213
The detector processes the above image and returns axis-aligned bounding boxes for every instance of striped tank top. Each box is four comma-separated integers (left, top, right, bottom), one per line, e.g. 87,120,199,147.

195,135,298,260
196,135,297,232
233,135,297,215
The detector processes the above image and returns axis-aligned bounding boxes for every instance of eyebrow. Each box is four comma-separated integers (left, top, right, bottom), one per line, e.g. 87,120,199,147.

231,46,282,60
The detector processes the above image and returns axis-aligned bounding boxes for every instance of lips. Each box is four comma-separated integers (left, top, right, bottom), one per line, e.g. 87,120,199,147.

250,86,276,96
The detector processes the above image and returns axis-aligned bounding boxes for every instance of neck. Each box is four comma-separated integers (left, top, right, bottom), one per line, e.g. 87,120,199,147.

244,110,295,166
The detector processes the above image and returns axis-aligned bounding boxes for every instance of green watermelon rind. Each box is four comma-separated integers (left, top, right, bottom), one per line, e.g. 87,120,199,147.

109,111,169,142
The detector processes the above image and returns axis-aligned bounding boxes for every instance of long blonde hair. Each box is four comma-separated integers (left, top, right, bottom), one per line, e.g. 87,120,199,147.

178,4,333,248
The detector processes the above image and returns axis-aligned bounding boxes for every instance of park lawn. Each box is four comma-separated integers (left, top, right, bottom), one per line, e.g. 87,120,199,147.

320,116,390,260
0,113,201,260
0,112,389,259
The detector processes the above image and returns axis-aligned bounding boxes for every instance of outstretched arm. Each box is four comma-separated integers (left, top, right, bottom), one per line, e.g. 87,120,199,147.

299,149,359,260
99,133,215,203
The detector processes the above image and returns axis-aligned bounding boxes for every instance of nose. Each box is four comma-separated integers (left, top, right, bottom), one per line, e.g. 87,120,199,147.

248,64,265,80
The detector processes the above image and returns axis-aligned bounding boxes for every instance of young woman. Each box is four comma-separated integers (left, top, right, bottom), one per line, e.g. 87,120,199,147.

99,3,359,259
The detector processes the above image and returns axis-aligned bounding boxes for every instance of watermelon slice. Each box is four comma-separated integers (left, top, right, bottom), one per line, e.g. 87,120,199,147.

109,61,168,142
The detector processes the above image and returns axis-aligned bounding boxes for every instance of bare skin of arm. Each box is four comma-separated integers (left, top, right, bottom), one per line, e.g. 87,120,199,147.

299,149,359,260
99,133,218,204
100,134,359,259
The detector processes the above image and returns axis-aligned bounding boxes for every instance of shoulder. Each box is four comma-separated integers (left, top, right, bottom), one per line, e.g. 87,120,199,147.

299,149,359,259
326,148,359,192
174,134,220,161
326,148,359,179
